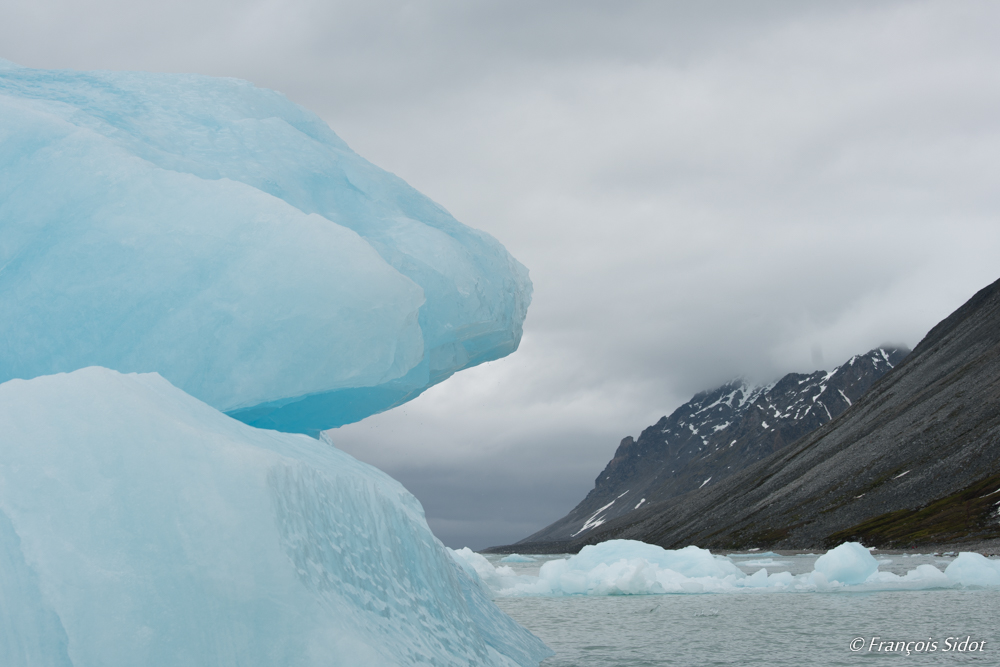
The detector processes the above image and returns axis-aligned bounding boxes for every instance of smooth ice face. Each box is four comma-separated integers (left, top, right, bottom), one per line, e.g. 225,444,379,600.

945,553,1000,586
0,63,531,434
813,542,878,585
0,368,550,667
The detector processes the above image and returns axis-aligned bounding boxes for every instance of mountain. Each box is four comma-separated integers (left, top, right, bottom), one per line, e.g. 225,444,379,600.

514,347,908,547
508,275,1000,553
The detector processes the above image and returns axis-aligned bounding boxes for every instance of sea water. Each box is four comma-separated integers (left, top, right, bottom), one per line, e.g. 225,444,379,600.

489,553,1000,666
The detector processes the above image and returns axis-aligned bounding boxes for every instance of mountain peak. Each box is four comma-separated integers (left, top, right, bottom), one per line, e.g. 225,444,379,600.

511,345,909,547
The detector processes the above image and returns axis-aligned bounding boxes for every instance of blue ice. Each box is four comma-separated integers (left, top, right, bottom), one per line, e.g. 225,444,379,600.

0,62,531,435
0,368,551,666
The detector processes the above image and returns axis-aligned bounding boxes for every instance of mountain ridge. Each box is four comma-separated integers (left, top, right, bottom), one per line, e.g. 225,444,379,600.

517,346,908,545
498,275,1000,553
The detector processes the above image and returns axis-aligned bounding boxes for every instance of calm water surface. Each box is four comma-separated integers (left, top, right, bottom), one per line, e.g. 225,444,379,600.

490,554,1000,666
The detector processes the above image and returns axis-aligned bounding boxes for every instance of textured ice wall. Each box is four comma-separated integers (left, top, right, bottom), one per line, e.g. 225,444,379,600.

0,62,531,434
0,368,550,667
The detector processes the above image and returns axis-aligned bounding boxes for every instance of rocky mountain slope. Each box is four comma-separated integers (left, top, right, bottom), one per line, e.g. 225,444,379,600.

517,347,908,545
504,275,1000,553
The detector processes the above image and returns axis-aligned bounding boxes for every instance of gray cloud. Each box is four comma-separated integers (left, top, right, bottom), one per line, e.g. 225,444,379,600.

3,1,1000,548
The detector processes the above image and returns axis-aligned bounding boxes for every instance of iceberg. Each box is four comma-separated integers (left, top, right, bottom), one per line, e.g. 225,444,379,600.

0,62,531,435
453,541,750,596
0,367,551,666
812,541,878,585
944,552,1000,586
453,540,1000,596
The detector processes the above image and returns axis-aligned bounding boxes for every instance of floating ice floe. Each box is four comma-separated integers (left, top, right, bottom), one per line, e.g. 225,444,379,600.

813,541,878,584
449,539,1000,597
943,552,1000,586
0,368,550,666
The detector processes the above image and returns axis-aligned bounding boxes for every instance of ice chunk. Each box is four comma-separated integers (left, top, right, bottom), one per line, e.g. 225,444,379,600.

813,542,878,584
448,548,532,596
464,540,969,597
564,541,744,579
501,554,538,563
0,368,550,666
945,553,1000,586
0,65,531,435
867,564,953,588
451,547,504,581
486,540,748,596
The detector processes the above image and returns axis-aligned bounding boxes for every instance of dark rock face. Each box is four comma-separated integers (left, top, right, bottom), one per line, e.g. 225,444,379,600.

509,275,1000,553
516,347,908,545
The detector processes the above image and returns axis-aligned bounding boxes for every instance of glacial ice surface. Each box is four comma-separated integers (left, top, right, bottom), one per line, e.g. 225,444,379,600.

450,540,1000,596
0,368,550,666
0,62,531,434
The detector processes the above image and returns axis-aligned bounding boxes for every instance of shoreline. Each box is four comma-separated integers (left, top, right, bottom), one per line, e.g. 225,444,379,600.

733,538,1000,558
486,537,1000,558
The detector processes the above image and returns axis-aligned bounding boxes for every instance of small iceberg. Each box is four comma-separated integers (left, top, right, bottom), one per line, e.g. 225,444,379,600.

501,554,538,563
944,553,1000,586
449,539,1000,597
813,542,878,584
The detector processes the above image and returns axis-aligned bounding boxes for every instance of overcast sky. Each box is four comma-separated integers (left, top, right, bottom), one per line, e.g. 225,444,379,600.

4,1,1000,549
